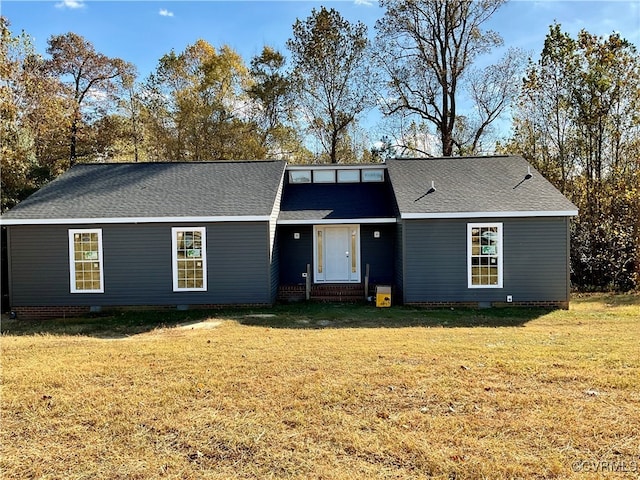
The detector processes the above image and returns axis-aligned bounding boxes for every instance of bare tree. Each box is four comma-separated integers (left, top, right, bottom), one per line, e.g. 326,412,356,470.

287,6,375,163
375,0,513,156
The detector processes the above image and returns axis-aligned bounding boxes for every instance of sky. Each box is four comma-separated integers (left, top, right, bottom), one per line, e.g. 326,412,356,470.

2,0,639,142
3,0,638,80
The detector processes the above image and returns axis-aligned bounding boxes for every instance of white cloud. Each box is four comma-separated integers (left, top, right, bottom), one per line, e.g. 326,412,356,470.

159,8,174,17
55,0,85,9
354,0,374,5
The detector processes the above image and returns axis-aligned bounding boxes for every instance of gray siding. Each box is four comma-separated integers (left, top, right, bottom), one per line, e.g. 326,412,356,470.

395,222,404,302
8,222,272,307
8,226,70,306
360,224,395,285
402,217,570,303
277,225,313,285
270,230,280,302
277,224,396,285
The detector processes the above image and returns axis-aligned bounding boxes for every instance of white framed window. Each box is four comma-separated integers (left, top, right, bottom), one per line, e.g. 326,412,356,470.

362,169,384,182
289,170,311,184
468,223,503,288
313,169,336,183
172,227,207,291
69,229,104,293
337,169,360,183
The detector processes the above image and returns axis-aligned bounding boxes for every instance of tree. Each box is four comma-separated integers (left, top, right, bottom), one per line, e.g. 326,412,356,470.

116,67,142,162
1,17,69,211
46,32,134,166
247,46,300,159
1,16,34,211
506,24,579,191
375,0,518,156
287,6,375,163
141,40,264,161
506,24,640,291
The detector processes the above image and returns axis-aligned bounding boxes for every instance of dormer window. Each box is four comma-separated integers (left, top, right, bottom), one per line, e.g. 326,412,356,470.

289,170,311,183
313,170,336,183
337,170,360,183
362,169,384,182
288,166,386,184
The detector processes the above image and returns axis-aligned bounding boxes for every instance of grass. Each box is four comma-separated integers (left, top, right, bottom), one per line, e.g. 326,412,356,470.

1,294,639,479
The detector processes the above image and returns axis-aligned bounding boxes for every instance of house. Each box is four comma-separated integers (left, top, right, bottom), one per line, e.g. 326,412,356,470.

1,161,286,318
0,156,578,319
386,157,578,307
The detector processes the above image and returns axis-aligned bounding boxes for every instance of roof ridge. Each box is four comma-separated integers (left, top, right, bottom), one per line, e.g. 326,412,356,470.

71,159,285,167
389,154,514,161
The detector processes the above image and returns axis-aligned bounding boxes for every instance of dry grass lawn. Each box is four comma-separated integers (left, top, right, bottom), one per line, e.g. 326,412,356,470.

1,294,639,479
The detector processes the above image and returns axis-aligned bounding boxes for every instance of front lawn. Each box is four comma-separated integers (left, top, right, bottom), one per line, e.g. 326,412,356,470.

1,294,638,479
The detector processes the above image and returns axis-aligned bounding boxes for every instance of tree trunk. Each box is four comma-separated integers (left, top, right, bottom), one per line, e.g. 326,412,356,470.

441,125,454,157
69,116,78,166
330,129,338,163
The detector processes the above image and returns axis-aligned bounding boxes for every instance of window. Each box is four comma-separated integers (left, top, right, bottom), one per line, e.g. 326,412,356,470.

361,169,384,182
468,223,503,288
172,227,207,291
289,170,311,184
337,169,360,183
313,169,336,183
69,229,104,293
287,167,388,184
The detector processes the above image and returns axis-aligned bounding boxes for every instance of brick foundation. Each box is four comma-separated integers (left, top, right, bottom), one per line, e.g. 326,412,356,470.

277,285,306,302
10,303,272,321
404,302,479,309
11,305,94,320
492,300,569,310
11,298,568,320
406,300,569,310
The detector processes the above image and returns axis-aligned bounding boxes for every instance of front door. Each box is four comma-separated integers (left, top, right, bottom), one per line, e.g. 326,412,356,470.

314,225,360,283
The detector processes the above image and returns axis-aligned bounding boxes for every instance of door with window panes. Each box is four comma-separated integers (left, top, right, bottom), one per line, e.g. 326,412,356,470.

314,225,360,283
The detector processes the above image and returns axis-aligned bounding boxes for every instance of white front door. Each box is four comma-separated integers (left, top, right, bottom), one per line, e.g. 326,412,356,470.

314,225,360,283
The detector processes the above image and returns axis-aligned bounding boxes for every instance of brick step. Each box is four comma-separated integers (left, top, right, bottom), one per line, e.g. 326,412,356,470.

310,295,364,303
311,284,364,291
310,284,365,303
278,284,367,303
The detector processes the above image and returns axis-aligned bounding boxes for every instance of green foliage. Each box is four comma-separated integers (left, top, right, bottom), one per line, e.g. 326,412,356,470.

507,23,640,291
247,47,304,160
1,17,69,211
141,40,266,161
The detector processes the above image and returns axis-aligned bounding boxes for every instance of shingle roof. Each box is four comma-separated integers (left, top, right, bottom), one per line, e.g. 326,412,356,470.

1,156,578,225
278,182,396,222
1,161,286,223
386,156,578,217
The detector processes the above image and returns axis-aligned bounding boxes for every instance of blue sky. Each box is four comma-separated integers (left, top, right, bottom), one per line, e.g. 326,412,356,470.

2,0,639,146
3,0,638,81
